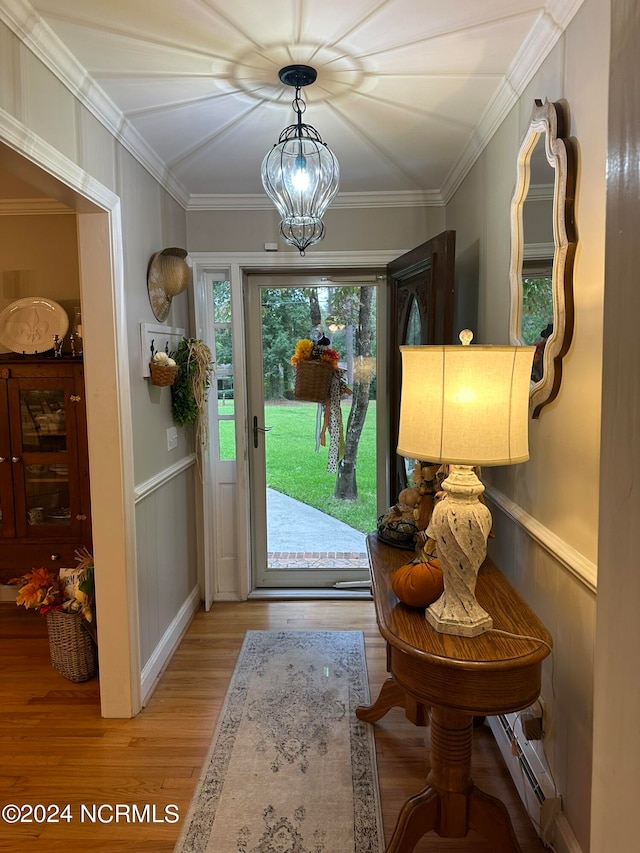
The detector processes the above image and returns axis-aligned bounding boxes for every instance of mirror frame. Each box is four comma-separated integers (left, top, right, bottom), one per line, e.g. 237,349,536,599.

509,99,577,418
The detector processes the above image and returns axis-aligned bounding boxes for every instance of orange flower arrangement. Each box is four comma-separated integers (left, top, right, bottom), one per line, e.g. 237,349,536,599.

11,549,95,621
11,567,63,615
290,338,314,365
318,348,340,369
290,338,340,369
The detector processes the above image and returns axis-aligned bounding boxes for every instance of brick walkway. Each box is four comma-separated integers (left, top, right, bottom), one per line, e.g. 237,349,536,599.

267,551,369,569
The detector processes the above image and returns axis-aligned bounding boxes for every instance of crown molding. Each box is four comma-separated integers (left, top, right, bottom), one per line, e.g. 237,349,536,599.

0,197,73,214
523,241,555,261
186,189,444,211
526,183,554,201
2,0,585,213
0,0,190,209
440,0,586,204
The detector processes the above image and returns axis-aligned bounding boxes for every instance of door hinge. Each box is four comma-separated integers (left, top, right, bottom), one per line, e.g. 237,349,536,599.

69,394,81,402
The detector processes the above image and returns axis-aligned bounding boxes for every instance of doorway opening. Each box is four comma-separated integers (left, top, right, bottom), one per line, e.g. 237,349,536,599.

246,273,381,590
0,134,140,717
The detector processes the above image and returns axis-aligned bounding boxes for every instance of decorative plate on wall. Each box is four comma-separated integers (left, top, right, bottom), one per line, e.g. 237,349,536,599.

0,297,69,354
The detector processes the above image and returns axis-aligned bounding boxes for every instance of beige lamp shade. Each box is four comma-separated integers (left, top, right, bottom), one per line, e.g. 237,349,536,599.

398,344,535,466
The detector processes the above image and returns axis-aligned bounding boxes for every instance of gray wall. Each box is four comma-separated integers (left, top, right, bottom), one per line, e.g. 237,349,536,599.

0,16,198,682
2,1,626,846
445,0,609,848
187,205,445,253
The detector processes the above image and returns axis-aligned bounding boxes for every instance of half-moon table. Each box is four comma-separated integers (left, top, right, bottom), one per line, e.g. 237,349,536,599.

357,533,552,852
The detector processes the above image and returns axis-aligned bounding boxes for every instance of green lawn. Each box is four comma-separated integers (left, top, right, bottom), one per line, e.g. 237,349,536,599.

220,401,378,533
266,401,377,532
220,401,377,533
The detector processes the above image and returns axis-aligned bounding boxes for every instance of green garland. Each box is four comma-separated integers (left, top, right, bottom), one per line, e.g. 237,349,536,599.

171,339,214,445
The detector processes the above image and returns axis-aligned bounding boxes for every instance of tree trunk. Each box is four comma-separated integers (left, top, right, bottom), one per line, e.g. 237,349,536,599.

334,287,373,501
308,290,322,328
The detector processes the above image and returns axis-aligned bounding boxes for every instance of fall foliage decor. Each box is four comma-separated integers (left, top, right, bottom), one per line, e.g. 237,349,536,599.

10,549,95,622
391,558,445,608
11,567,62,614
291,338,340,369
291,338,340,403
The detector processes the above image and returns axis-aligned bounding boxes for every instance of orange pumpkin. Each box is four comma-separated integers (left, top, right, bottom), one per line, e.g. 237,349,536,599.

391,559,444,608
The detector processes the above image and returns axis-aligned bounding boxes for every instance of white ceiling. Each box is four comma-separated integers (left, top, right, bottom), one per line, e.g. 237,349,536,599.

11,0,584,208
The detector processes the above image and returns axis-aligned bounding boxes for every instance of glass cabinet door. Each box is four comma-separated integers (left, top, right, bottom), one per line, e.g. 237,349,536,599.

8,378,81,539
0,377,13,538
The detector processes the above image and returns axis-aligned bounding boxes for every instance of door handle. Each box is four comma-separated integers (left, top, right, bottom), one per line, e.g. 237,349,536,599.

253,416,273,448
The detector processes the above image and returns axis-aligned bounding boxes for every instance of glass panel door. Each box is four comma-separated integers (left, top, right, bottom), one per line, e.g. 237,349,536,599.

246,275,378,589
8,378,81,539
0,376,13,537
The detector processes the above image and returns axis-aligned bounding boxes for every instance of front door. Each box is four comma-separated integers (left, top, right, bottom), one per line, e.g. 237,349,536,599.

246,273,379,589
387,231,457,500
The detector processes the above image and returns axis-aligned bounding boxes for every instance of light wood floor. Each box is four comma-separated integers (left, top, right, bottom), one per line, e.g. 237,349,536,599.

0,600,546,852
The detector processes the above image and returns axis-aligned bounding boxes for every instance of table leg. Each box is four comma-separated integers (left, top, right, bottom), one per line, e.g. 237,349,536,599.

356,677,428,726
384,706,522,853
385,787,439,853
468,786,522,852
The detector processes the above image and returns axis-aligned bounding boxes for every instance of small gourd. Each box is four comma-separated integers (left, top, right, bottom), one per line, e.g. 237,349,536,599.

391,559,444,608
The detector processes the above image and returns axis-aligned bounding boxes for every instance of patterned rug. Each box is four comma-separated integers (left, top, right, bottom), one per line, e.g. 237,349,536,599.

174,630,384,853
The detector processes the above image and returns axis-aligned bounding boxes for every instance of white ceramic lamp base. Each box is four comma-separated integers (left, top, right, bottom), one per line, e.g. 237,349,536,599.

425,464,493,637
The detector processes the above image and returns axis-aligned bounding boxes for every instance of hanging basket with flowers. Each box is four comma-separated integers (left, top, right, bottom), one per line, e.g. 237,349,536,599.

290,336,352,472
149,350,178,386
291,338,340,402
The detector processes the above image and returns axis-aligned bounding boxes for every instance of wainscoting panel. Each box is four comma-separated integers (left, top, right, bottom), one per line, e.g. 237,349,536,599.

487,498,596,853
135,461,199,671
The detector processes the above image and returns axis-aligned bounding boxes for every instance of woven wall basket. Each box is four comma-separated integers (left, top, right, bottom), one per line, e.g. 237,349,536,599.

46,611,97,682
150,362,178,387
294,360,334,402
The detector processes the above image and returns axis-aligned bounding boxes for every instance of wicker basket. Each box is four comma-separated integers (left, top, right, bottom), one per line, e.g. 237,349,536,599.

46,610,97,682
150,362,178,387
294,360,334,402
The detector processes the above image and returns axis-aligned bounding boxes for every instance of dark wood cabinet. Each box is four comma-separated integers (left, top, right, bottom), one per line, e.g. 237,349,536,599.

0,358,91,584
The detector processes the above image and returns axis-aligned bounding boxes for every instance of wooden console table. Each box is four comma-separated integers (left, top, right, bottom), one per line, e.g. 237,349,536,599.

357,533,552,852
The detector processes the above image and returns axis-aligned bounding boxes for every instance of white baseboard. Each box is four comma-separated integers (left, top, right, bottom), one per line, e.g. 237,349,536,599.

554,813,584,853
488,715,583,853
140,586,201,705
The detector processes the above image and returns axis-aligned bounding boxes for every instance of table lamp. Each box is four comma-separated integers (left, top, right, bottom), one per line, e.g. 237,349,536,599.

397,330,535,637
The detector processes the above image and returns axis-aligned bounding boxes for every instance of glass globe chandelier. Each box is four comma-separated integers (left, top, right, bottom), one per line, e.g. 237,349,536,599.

261,65,340,255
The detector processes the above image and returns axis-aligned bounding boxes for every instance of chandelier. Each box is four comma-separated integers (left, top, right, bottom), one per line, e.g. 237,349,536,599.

261,65,340,255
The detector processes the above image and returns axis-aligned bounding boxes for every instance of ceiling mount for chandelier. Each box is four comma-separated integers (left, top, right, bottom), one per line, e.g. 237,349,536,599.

260,64,340,255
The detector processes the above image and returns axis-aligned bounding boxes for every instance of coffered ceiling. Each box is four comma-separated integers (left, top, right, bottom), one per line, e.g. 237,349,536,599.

7,0,584,208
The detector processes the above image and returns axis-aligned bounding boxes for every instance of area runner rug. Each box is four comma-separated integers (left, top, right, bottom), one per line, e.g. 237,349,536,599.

175,630,384,853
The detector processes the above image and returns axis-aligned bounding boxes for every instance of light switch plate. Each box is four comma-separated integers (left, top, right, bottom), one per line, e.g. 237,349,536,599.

167,426,178,451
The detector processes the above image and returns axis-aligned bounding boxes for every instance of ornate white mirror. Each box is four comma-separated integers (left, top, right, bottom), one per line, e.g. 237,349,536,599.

509,99,577,418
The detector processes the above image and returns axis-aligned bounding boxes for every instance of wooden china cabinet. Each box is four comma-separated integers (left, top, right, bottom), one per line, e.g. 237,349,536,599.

0,356,92,585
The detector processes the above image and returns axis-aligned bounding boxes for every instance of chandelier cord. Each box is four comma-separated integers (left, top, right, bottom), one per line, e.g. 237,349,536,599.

292,86,306,134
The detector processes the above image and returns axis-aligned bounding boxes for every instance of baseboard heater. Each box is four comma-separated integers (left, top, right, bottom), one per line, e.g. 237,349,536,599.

488,712,562,844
